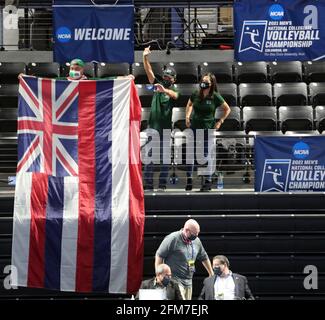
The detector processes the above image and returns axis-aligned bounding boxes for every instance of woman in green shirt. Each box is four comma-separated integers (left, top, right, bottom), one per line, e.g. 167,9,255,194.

185,73,230,191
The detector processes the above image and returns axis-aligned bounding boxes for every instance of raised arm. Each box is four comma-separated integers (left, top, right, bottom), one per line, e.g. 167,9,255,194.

143,46,155,84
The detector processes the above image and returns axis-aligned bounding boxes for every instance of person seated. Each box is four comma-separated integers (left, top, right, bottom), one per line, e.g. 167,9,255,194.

199,255,254,300
136,263,183,300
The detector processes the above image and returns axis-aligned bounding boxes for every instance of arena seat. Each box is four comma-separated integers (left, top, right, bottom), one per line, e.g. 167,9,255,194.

303,60,325,83
309,82,325,106
239,83,273,107
215,106,241,131
0,62,26,84
174,83,197,108
0,84,19,109
132,62,165,84
278,105,313,132
136,84,154,109
243,106,277,133
199,62,233,83
172,107,186,131
234,61,268,83
27,62,60,78
269,61,303,83
315,105,325,133
140,107,150,131
218,83,238,107
97,62,130,78
273,82,308,106
166,62,199,83
60,62,96,78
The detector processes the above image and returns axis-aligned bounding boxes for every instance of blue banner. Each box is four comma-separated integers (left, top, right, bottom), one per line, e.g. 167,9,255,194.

234,0,325,61
255,136,325,192
53,1,134,63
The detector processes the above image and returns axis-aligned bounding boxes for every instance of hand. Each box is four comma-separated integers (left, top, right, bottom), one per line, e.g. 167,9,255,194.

143,46,151,57
215,120,223,130
126,74,135,81
18,73,24,80
154,83,166,93
186,117,191,128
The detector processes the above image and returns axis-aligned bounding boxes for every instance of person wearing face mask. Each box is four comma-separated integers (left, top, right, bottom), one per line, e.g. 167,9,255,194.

199,255,254,300
142,46,180,192
155,219,214,300
136,264,183,300
66,58,88,80
185,73,231,192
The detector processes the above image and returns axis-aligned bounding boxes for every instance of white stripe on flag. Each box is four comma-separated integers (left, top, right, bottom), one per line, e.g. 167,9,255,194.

109,79,131,293
11,172,33,286
60,176,79,291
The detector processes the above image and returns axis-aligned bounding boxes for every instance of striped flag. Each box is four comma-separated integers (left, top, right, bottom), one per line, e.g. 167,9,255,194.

11,76,145,293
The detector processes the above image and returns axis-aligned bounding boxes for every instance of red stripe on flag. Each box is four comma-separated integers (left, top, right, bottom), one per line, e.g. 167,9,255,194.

56,85,79,119
56,147,77,176
75,81,96,292
42,79,53,175
27,173,48,288
16,135,39,172
127,81,145,294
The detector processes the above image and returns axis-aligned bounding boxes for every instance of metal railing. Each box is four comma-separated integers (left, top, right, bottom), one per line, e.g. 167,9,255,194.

0,3,233,51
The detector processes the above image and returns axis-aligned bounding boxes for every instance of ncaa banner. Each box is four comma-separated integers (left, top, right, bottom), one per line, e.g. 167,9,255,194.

234,0,325,61
255,136,325,192
53,0,134,63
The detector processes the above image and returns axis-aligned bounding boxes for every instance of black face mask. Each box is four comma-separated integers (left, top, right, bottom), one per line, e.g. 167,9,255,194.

200,81,210,89
213,266,223,276
187,233,197,241
161,276,171,287
162,79,172,88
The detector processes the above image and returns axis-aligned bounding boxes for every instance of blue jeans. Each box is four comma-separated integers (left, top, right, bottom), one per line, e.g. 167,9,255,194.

144,137,170,187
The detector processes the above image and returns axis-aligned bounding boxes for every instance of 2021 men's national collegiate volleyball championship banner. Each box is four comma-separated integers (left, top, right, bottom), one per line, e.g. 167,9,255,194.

53,0,134,63
255,136,325,192
234,0,325,61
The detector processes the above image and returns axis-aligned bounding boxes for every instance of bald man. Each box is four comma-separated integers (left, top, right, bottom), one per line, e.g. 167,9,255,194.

155,219,213,300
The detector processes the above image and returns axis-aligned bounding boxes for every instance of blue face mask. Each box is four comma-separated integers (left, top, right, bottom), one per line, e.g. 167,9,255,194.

161,276,171,287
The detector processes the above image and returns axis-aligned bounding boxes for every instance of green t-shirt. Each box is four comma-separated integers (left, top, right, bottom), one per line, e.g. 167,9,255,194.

148,79,179,131
190,90,225,129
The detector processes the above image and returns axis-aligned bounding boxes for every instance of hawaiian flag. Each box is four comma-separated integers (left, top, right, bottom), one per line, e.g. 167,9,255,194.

11,76,145,293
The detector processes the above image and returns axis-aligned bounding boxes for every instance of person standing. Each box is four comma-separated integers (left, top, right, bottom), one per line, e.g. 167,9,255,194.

199,255,254,300
155,219,214,300
142,46,179,191
185,73,230,191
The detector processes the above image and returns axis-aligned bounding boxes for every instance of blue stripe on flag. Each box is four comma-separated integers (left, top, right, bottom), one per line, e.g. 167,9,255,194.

44,176,64,290
92,80,114,291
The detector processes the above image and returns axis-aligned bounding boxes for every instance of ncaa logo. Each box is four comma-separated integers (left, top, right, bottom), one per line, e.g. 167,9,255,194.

293,141,309,159
269,4,284,21
56,27,72,43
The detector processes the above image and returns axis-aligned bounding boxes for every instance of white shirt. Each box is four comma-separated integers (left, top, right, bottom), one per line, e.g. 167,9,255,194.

214,271,235,300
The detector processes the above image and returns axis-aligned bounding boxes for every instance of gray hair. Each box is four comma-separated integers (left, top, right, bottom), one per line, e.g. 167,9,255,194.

156,264,169,275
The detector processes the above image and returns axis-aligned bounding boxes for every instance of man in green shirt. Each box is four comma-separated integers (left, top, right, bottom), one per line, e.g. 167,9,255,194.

142,46,179,191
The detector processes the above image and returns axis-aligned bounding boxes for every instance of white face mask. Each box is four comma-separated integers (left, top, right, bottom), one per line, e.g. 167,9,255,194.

69,70,81,79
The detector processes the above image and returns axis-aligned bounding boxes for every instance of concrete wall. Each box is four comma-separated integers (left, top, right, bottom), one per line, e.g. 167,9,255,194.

0,49,235,63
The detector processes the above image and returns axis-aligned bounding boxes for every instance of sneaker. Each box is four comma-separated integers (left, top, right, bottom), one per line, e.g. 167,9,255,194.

185,178,193,191
157,185,167,192
200,180,211,192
